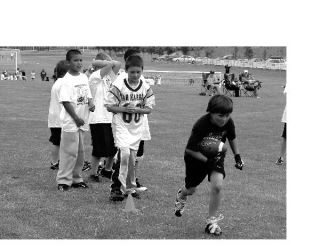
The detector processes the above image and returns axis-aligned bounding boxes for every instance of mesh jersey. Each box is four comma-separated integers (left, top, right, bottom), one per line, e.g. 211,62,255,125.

106,76,155,149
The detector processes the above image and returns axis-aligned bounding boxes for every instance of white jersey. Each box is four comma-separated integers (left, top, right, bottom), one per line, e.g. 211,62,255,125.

88,69,116,124
48,78,64,128
106,76,155,149
59,72,92,132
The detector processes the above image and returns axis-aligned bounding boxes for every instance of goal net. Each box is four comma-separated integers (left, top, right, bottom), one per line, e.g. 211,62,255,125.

0,49,22,73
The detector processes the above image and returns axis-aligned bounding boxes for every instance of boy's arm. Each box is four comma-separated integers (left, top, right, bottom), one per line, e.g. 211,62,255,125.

92,60,122,78
228,138,244,170
62,102,84,127
185,148,208,163
87,98,95,112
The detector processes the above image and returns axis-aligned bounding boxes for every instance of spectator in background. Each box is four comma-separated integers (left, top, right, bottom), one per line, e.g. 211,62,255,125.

40,69,47,81
31,70,36,80
21,69,27,81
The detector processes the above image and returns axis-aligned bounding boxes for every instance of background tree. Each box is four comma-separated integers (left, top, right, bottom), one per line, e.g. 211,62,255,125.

244,46,254,59
233,47,239,59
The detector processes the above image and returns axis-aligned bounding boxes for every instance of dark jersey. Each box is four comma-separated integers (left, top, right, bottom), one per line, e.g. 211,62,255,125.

186,113,236,152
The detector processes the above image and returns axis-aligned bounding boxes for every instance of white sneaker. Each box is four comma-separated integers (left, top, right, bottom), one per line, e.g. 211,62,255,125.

174,189,187,217
205,214,224,236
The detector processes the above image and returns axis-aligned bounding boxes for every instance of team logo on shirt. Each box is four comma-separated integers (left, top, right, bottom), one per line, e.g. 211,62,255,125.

76,85,89,105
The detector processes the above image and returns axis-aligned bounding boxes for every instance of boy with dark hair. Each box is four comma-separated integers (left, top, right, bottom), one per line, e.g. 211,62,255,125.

87,52,121,182
106,54,155,200
174,94,244,236
56,49,95,191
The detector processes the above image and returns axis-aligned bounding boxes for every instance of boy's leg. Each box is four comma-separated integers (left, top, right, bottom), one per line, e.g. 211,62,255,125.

56,131,78,186
208,171,224,218
118,147,130,193
89,156,101,182
72,130,85,184
126,149,137,189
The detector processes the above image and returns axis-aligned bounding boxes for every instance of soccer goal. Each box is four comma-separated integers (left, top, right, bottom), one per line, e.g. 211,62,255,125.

0,48,22,73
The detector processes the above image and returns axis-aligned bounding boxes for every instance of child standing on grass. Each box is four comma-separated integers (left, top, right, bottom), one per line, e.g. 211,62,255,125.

48,60,70,170
56,49,95,191
276,86,287,165
174,94,244,236
87,52,121,182
105,55,155,200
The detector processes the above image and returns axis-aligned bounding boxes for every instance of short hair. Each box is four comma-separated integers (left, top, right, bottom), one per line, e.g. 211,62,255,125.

95,52,111,61
66,49,81,61
124,48,141,61
54,60,69,80
125,55,144,70
206,94,233,114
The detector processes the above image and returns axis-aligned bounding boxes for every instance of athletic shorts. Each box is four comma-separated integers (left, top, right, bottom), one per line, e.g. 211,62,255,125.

184,152,226,189
90,123,117,158
281,123,286,139
137,140,144,157
49,128,61,146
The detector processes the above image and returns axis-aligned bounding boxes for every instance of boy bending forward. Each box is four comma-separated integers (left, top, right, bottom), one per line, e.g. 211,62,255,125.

174,94,244,235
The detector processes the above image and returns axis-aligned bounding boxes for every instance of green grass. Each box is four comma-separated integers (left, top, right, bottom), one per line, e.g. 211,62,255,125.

0,53,286,239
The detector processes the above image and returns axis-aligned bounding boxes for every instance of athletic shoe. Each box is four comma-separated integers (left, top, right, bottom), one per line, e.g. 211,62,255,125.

100,168,113,179
57,184,69,191
50,161,59,170
110,189,125,201
71,182,89,188
174,189,187,217
276,157,284,165
89,174,100,182
125,189,140,199
82,161,92,172
136,178,148,192
97,165,103,175
205,214,224,236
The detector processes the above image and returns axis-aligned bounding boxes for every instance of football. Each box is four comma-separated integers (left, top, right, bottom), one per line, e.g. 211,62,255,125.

199,137,227,158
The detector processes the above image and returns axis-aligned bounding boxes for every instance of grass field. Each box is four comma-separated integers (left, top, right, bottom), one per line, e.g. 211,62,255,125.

0,51,286,239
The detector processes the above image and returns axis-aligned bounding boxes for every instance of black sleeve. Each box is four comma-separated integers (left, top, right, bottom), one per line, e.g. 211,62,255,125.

226,118,236,141
185,119,204,151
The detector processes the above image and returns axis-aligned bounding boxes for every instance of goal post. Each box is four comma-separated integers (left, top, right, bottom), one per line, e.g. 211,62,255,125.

0,48,22,73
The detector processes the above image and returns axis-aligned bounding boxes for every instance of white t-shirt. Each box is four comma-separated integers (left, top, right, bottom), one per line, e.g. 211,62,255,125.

281,86,287,123
59,72,92,132
48,78,64,128
88,69,116,124
106,75,155,149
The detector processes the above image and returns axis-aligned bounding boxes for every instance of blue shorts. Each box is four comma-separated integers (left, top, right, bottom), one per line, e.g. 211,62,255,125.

184,152,225,189
90,123,117,158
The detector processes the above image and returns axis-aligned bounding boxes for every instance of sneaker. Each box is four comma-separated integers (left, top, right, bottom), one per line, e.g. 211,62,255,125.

276,157,284,165
97,165,103,175
124,189,141,199
174,189,187,217
50,161,59,170
135,178,148,192
57,184,69,191
110,189,125,201
71,182,89,188
89,174,100,182
100,168,113,179
205,214,224,236
82,161,92,172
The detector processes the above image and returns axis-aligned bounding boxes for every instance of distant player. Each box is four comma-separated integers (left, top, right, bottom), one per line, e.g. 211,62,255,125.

105,55,155,199
174,94,244,236
56,49,95,191
276,86,286,165
87,52,121,182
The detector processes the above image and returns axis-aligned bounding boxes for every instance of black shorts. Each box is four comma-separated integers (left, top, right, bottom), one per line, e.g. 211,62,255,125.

281,123,286,139
184,153,225,189
137,140,145,157
49,128,61,146
90,123,117,158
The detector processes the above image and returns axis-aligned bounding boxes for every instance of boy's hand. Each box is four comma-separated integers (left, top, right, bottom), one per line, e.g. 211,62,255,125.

74,117,85,127
89,103,95,112
234,154,244,170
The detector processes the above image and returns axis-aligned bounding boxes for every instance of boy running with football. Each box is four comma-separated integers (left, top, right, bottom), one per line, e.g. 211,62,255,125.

174,94,244,236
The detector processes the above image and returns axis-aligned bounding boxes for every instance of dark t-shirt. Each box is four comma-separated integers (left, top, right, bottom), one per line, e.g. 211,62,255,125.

186,113,236,152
